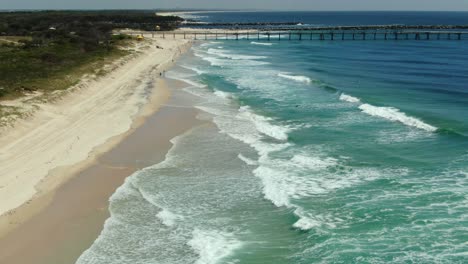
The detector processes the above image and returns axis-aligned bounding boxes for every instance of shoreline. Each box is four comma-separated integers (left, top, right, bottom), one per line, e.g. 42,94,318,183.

0,36,193,251
0,77,204,263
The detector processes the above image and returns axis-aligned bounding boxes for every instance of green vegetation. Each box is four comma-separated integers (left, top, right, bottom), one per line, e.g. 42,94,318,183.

0,11,182,99
0,40,126,99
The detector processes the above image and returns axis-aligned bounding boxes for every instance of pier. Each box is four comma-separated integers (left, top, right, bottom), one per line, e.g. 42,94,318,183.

130,28,468,41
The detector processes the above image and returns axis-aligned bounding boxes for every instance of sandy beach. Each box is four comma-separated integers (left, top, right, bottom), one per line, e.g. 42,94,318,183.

0,36,194,263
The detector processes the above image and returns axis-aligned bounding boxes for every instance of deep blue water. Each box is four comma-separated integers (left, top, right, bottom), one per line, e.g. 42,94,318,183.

78,12,468,264
190,11,468,26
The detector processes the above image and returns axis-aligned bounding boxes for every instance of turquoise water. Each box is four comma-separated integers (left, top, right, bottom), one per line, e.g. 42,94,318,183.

77,39,468,263
77,15,468,264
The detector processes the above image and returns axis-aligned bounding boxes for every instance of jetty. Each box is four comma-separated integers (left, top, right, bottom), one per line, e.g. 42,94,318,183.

130,29,468,41
123,24,468,41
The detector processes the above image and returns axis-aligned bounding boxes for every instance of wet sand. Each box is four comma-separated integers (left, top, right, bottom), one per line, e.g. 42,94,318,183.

0,78,204,264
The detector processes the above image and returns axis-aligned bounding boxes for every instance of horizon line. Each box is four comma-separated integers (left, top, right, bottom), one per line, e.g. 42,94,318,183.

1,9,468,12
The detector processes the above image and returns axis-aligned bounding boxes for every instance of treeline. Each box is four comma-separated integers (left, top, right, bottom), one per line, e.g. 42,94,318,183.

0,11,182,51
0,11,182,98
0,10,182,35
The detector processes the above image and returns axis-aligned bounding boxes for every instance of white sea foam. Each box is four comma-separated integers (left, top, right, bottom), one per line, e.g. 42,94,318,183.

165,71,207,88
251,41,274,46
293,216,322,230
200,42,221,48
213,90,234,100
196,105,235,118
223,53,268,60
195,99,303,217
238,106,290,141
188,229,242,264
254,142,291,157
278,73,312,84
156,208,183,227
196,53,269,67
238,154,258,166
292,209,342,230
252,149,404,230
106,175,138,203
336,91,437,132
291,155,338,170
196,105,290,156
207,48,267,60
359,104,437,132
181,79,208,89
200,42,213,48
376,129,435,144
180,64,206,75
339,93,361,103
196,53,226,67
253,166,291,207
253,159,338,209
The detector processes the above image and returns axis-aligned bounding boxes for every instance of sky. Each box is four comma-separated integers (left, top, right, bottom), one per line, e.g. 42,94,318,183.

2,0,468,11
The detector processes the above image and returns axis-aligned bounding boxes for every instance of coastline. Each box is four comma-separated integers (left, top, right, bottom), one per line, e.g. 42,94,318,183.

0,36,194,262
0,77,204,264
2,9,466,264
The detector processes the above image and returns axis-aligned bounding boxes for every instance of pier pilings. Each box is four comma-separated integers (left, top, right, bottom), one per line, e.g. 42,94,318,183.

137,29,468,42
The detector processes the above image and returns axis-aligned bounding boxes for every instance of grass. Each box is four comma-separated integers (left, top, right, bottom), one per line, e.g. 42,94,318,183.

0,36,135,127
0,40,129,100
0,10,182,127
0,105,28,128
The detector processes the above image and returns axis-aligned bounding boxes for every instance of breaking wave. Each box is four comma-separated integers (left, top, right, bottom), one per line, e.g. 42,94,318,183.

278,73,312,84
359,104,437,132
338,92,437,132
251,41,274,46
188,229,242,264
339,93,361,103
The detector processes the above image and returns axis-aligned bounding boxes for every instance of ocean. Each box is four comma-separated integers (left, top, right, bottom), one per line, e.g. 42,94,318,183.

77,12,468,263
185,11,468,26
